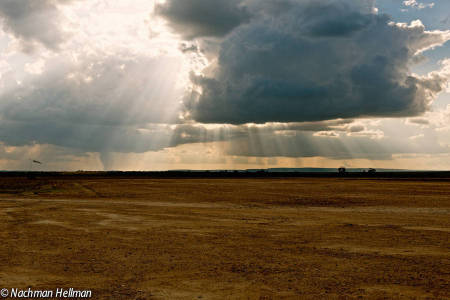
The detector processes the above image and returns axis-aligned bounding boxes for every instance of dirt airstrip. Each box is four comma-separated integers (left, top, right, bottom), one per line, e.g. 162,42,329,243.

0,176,449,299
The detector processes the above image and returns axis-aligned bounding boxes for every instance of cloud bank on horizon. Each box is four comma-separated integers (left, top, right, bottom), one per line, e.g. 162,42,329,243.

0,0,449,170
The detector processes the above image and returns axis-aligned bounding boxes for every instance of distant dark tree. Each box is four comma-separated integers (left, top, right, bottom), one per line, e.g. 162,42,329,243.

338,167,346,174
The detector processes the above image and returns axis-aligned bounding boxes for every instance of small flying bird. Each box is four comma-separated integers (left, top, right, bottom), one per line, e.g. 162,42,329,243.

32,160,43,164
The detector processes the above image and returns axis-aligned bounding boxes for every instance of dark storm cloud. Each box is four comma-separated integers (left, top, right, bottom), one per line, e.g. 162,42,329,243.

155,0,251,39
0,0,78,50
0,119,174,153
183,0,449,124
0,0,448,164
0,53,183,153
0,117,356,154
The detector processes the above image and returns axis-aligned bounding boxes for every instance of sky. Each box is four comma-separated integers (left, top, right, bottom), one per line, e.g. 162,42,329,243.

0,0,449,171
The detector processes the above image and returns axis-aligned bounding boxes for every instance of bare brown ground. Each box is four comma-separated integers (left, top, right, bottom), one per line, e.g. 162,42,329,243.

0,177,449,299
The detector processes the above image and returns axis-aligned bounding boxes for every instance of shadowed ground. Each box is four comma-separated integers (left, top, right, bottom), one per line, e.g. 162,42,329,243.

0,177,449,299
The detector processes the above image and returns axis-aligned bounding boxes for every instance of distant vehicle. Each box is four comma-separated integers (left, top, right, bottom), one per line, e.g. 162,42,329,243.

338,167,346,174
368,168,376,174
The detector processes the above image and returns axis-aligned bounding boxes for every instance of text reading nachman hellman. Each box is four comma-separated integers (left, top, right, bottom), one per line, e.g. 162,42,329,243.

6,288,91,298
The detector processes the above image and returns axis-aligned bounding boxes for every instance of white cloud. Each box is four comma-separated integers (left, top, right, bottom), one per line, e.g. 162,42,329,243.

403,0,435,10
24,58,45,74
